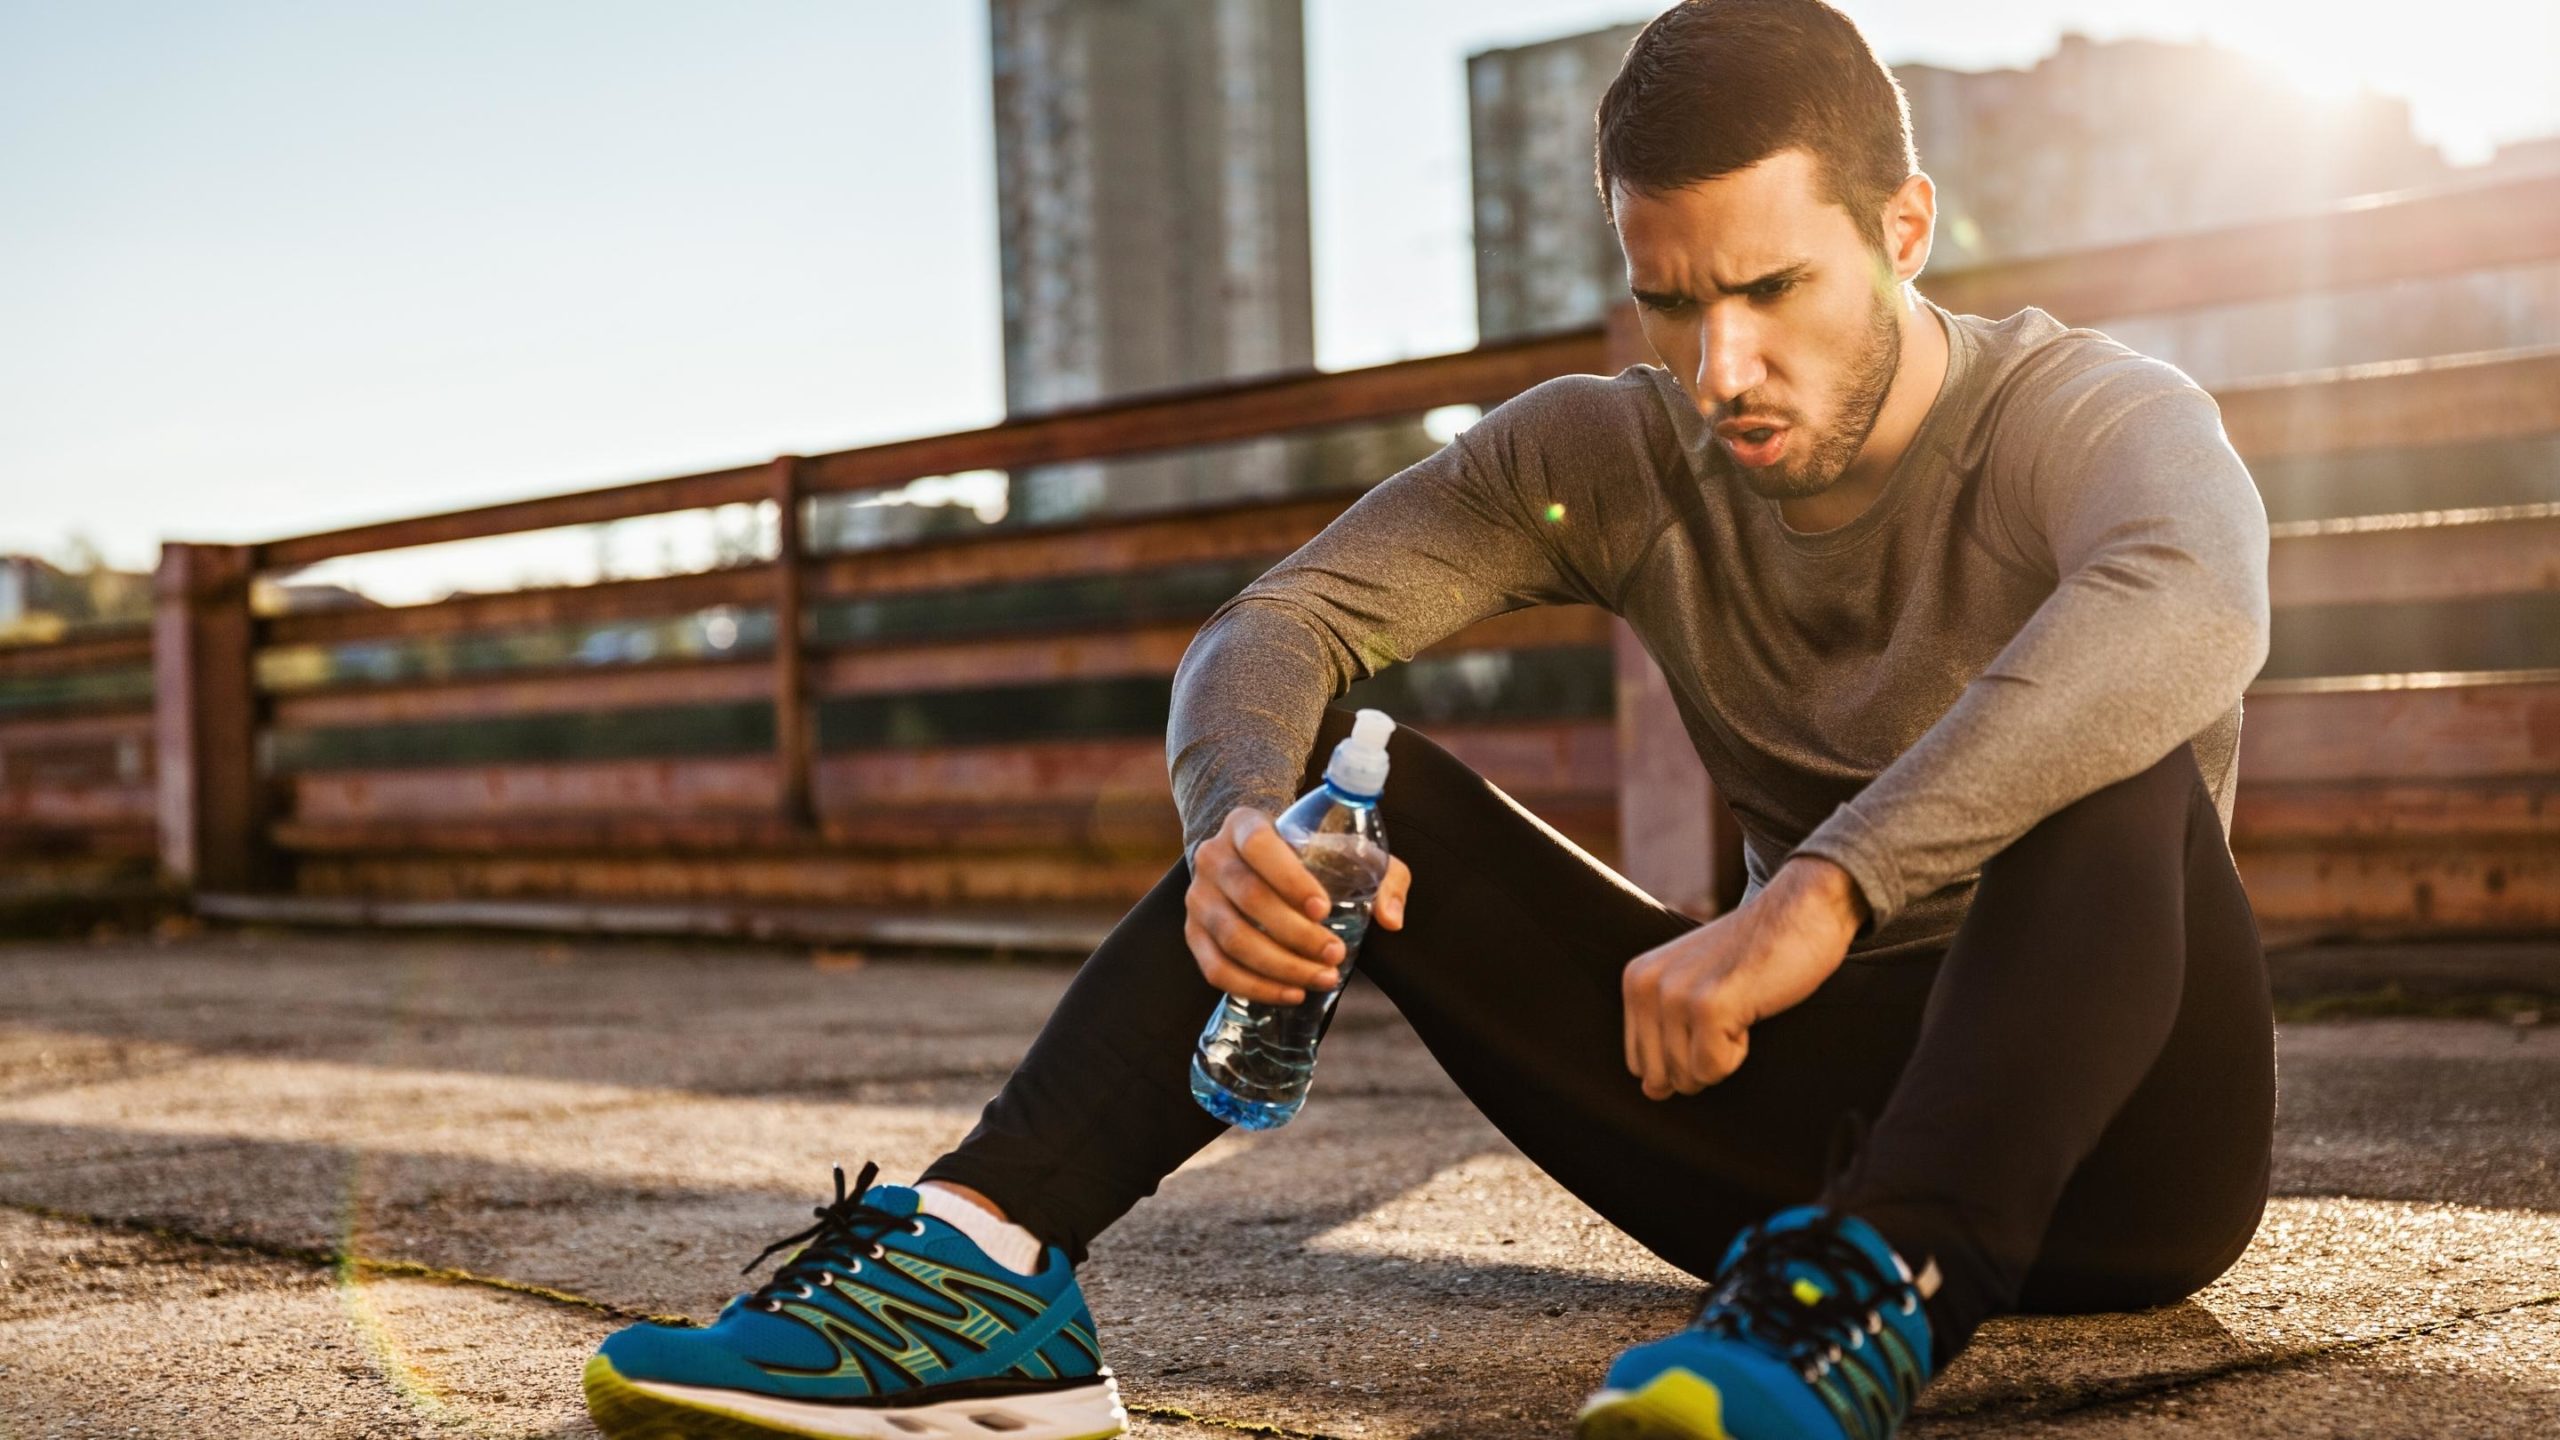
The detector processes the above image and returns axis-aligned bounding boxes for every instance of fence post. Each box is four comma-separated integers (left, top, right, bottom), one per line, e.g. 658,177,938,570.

770,455,816,829
152,541,269,893
1605,303,1746,919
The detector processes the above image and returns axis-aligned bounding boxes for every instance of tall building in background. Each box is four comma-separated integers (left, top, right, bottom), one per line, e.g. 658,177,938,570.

988,0,1316,526
1467,23,1643,344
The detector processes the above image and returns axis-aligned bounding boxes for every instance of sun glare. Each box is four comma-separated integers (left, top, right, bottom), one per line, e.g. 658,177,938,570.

2181,0,2558,166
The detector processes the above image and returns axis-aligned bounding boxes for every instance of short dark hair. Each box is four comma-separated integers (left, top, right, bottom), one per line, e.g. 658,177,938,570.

1594,0,1916,253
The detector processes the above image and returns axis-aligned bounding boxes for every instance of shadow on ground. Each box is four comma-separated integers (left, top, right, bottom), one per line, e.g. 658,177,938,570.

1,931,2555,1437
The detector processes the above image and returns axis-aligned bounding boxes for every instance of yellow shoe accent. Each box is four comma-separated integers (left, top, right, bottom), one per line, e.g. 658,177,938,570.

1575,1367,1735,1440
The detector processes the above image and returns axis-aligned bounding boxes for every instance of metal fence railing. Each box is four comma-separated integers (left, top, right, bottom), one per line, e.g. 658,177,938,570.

4,169,2553,946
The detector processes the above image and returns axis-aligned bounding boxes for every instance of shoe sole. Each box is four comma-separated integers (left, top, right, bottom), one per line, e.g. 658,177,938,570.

585,1354,1128,1440
1574,1368,1735,1440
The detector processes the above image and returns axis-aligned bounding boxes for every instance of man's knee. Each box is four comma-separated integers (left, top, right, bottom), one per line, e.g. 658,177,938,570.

2011,741,2204,850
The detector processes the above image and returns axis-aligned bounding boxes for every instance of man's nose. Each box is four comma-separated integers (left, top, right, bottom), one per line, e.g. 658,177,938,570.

1693,310,1767,409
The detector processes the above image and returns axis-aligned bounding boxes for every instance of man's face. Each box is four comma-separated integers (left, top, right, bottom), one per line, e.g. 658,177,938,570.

1613,148,1904,502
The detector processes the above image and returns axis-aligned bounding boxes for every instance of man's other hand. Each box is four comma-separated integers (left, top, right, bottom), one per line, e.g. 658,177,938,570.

1621,856,1867,1099
1184,806,1411,1005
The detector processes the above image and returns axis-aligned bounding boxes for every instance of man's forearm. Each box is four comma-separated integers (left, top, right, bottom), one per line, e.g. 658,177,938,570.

1167,598,1349,866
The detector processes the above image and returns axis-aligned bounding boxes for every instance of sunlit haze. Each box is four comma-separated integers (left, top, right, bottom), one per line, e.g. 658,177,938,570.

2,0,2550,599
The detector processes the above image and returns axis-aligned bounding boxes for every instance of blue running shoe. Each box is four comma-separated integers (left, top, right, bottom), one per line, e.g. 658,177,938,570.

586,1160,1126,1440
1574,1203,1942,1440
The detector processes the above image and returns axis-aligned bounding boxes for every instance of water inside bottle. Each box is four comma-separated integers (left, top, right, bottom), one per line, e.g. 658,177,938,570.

1189,832,1386,1128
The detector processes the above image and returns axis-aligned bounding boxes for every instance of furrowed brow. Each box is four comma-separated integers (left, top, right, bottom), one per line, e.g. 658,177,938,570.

1630,262,1812,306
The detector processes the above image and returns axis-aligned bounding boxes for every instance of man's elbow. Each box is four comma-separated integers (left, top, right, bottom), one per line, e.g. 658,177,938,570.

2205,580,2272,700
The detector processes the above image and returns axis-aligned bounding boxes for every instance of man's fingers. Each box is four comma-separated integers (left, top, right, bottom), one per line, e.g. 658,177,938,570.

1377,858,1410,928
1624,959,1667,1098
1660,992,1701,1095
1218,855,1347,964
1198,893,1343,992
1232,811,1332,920
1183,916,1308,1005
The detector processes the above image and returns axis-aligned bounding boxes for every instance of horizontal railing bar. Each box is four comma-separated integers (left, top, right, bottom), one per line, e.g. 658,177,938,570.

257,491,1355,650
794,330,1602,496
252,332,1600,570
805,492,1345,601
0,707,156,746
1923,168,2560,327
191,892,1130,954
2269,502,2560,608
2245,666,2560,696
2232,779,2558,843
2236,844,2558,934
253,462,776,573
242,348,2560,653
268,655,773,729
0,628,153,678
2239,671,2560,781
0,786,159,824
280,718,1620,818
260,565,770,650
272,791,1627,858
2220,346,2560,460
265,607,1611,729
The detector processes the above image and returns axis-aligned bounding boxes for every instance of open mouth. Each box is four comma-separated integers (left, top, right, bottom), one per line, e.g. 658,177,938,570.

1722,425,1789,467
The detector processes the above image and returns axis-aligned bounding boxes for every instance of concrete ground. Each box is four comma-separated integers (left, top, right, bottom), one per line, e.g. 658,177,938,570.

0,929,2554,1439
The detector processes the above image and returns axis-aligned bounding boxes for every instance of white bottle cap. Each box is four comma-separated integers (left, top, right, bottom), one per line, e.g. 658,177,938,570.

1324,708,1395,798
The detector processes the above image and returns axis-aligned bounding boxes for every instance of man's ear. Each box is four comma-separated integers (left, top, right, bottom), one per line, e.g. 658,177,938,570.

1881,170,1935,288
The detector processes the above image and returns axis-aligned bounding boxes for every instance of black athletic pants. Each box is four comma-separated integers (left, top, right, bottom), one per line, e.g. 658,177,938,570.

919,707,2277,1368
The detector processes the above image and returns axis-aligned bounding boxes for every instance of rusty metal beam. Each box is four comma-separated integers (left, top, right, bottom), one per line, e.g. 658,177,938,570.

0,784,158,825
153,542,272,891
2269,503,2560,609
280,718,1619,826
797,329,1603,497
273,792,1624,860
0,707,156,747
289,755,779,823
256,462,774,573
0,628,152,679
252,331,1601,571
2234,843,2558,935
290,850,1191,909
269,656,771,731
2239,670,2560,783
261,565,769,650
2232,780,2558,844
771,456,814,828
194,890,1128,954
807,494,1334,601
1924,168,2560,326
262,607,1611,730
2217,347,2560,461
0,822,159,860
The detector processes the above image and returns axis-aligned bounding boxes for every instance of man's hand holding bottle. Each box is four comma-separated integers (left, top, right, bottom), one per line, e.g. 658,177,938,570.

1183,805,1411,1005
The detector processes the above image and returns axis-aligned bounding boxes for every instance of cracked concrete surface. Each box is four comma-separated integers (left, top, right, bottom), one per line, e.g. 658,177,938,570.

0,931,2554,1438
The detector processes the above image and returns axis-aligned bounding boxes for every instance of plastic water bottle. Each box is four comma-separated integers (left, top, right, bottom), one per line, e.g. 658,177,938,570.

1188,708,1395,1131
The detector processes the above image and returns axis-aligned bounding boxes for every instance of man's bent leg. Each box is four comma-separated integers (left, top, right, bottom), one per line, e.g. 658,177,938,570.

923,707,1960,1280
1821,742,2276,1366
918,707,1710,1264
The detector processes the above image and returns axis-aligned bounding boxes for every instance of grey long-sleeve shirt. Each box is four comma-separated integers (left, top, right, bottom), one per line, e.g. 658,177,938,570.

1166,297,2272,960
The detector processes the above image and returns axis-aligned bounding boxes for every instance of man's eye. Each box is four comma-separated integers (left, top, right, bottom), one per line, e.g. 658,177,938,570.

1639,295,1690,314
1754,282,1796,300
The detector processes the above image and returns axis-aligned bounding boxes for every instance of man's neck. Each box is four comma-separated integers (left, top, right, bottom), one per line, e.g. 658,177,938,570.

1777,293,1951,534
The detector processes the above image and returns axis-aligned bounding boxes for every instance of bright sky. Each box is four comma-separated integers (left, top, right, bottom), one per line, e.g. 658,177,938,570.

2,0,2552,591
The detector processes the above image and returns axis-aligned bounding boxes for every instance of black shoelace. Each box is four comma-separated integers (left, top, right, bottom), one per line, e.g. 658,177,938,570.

737,1160,924,1311
1689,1211,1922,1384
